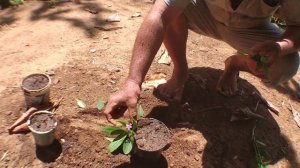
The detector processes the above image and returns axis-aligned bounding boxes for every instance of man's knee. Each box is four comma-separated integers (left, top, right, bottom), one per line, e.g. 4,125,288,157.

269,52,299,85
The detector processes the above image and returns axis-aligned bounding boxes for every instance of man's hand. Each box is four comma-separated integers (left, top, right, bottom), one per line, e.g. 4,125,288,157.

251,40,281,66
103,80,141,125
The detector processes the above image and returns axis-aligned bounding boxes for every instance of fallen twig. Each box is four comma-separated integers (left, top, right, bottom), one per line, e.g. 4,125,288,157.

252,91,279,115
241,107,266,120
45,97,63,113
254,100,260,112
230,107,265,122
0,151,8,161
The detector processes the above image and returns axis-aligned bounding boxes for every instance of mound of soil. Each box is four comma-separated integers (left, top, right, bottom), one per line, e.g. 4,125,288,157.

135,118,171,151
22,74,49,90
30,113,56,132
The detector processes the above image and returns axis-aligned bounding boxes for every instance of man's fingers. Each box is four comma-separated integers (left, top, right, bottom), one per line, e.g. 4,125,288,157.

127,104,137,120
108,118,118,125
103,101,117,125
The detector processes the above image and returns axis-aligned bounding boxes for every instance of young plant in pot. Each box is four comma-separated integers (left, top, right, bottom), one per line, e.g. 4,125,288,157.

102,105,171,161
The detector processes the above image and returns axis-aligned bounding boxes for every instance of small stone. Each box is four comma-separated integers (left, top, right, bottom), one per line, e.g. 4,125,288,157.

109,80,116,84
155,125,160,130
137,140,144,147
52,79,60,85
61,139,66,143
170,163,174,167
115,68,121,72
46,70,55,76
194,155,200,161
90,49,96,53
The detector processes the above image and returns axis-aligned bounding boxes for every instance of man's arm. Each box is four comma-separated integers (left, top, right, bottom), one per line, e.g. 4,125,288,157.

251,25,300,65
103,0,183,124
128,0,183,85
276,25,300,56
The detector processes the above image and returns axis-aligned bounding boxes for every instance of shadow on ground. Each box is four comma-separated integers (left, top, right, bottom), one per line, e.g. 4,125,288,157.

272,78,300,101
36,139,62,163
147,67,300,168
115,155,168,168
29,0,110,37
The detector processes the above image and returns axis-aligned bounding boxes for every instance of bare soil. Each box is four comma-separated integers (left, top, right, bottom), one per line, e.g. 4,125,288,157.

22,74,49,90
135,118,171,152
29,113,56,132
0,0,300,168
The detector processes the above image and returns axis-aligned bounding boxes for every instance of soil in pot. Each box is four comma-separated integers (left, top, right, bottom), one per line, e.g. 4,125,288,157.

22,74,49,90
135,118,171,152
30,113,56,132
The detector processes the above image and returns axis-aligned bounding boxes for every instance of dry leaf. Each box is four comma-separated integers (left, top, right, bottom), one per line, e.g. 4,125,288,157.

289,103,300,128
106,13,120,22
76,99,86,108
158,50,171,65
131,12,141,18
142,78,166,89
265,100,280,115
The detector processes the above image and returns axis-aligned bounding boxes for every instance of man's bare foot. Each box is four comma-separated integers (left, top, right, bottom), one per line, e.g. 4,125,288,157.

154,74,187,103
217,57,240,97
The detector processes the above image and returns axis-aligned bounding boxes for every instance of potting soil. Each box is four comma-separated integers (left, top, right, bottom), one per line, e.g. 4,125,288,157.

23,74,49,90
30,113,56,132
135,118,171,151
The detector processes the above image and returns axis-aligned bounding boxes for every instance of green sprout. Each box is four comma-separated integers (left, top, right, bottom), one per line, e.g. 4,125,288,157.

102,104,144,155
251,54,269,75
9,0,24,5
252,126,271,168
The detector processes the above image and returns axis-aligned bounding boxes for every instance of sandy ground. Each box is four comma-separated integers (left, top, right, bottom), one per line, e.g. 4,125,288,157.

0,0,300,167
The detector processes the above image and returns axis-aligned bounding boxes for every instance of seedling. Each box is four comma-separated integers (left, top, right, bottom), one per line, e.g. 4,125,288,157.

251,54,269,75
102,104,144,155
252,126,271,168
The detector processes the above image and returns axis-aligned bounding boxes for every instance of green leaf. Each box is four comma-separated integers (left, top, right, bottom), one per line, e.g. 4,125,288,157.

102,126,121,134
122,137,133,155
262,66,269,75
251,54,261,63
138,104,144,118
97,100,105,110
132,120,137,131
111,128,128,135
260,56,268,63
9,0,24,5
105,137,115,142
107,135,127,153
117,120,127,126
76,99,86,108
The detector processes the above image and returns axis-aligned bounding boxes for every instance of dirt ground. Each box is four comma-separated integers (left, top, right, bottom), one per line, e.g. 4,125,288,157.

1,0,300,167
